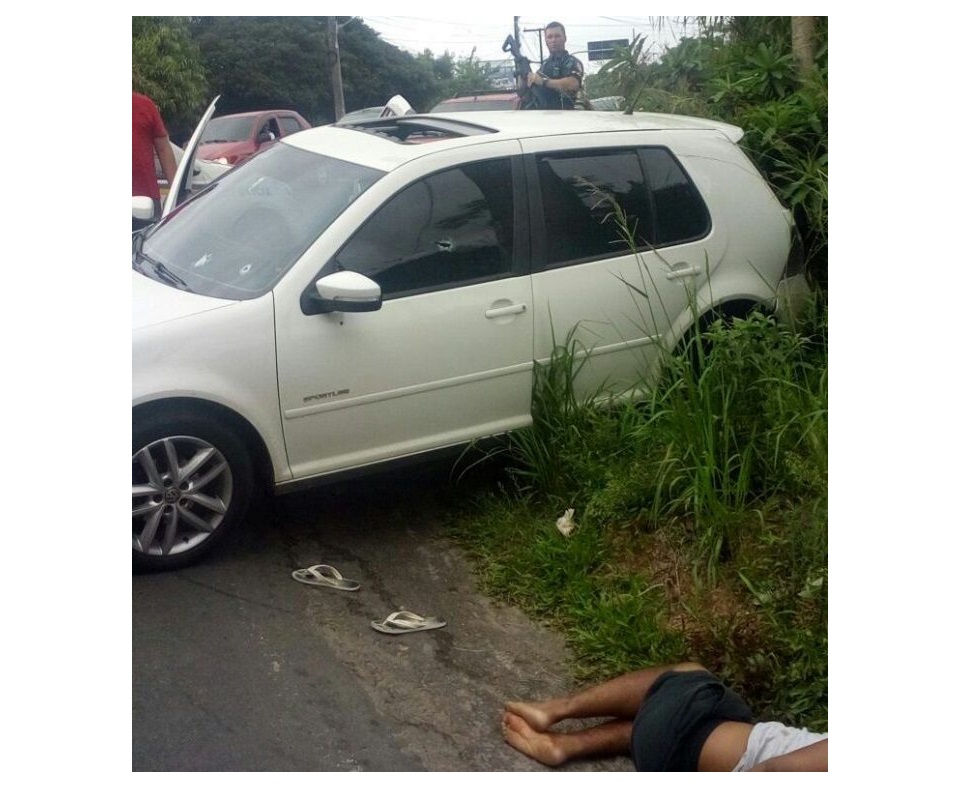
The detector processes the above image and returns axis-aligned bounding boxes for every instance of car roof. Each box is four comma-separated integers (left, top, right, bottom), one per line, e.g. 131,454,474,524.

283,110,744,172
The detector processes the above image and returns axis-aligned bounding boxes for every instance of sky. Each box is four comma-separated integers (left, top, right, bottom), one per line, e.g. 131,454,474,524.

358,15,699,74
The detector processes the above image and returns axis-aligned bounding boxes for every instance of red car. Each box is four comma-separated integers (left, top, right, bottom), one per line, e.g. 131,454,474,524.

197,109,311,166
430,92,522,112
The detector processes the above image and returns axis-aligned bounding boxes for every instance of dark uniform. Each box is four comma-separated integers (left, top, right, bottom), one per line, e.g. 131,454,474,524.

533,50,584,109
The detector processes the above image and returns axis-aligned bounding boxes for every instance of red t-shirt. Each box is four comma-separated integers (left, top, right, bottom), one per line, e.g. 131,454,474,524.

132,92,168,201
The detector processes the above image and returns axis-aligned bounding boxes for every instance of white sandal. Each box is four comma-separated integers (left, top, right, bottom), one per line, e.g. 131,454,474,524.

291,564,361,591
370,610,446,634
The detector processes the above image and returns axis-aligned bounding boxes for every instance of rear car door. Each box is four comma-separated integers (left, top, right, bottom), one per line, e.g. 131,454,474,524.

521,137,722,396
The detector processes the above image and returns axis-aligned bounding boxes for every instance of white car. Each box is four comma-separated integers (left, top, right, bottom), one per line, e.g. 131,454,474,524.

151,142,231,207
132,109,806,570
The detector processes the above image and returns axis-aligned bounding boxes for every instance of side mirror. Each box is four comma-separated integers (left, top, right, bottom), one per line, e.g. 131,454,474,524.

132,196,155,221
312,271,382,313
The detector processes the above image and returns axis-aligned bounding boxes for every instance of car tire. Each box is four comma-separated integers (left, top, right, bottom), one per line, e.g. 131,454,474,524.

677,300,763,373
132,411,253,571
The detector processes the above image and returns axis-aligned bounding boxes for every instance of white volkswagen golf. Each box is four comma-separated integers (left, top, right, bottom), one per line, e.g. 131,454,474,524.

133,107,805,570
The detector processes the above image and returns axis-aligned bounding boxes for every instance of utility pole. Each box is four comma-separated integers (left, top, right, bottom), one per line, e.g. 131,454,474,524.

514,16,521,49
326,16,346,121
524,25,545,64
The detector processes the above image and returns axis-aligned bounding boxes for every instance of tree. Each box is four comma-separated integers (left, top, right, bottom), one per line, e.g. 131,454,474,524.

445,52,494,97
187,17,446,121
132,17,208,132
189,17,330,121
791,17,817,79
336,19,441,113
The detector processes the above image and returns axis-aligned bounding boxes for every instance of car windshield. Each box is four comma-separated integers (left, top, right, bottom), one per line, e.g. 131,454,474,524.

137,144,384,299
201,116,257,143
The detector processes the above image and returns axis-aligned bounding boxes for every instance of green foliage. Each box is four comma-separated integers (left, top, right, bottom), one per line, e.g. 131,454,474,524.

446,55,497,99
188,17,333,123
736,76,828,277
337,20,444,113
733,502,828,729
175,17,492,124
417,49,455,83
453,263,827,728
653,36,714,94
504,326,599,500
132,17,208,130
644,308,827,587
453,497,687,681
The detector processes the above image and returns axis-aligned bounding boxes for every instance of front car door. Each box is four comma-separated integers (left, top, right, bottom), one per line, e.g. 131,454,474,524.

161,96,220,218
274,144,534,480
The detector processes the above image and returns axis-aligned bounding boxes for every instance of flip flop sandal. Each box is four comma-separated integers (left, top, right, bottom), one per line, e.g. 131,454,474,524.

370,610,447,635
291,564,361,591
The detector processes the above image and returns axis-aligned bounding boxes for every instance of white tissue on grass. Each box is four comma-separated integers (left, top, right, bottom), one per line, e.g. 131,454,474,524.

556,508,576,537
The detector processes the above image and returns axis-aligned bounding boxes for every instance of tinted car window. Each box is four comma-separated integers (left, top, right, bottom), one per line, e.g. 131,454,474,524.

537,150,653,266
280,116,303,135
536,147,711,267
201,116,254,143
639,148,710,245
331,159,515,298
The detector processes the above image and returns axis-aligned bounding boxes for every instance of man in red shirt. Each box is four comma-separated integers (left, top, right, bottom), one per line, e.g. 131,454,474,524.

132,91,177,228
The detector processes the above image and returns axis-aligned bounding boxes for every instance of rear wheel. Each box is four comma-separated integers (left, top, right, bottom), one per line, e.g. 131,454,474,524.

132,412,253,571
677,300,763,373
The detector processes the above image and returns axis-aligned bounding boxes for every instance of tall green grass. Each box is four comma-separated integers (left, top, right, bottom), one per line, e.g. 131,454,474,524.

451,290,828,730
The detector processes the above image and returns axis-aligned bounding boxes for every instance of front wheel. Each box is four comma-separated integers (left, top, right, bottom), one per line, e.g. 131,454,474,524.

132,412,253,571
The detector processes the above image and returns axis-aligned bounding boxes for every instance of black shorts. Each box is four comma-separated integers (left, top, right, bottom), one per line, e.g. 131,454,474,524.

630,669,754,771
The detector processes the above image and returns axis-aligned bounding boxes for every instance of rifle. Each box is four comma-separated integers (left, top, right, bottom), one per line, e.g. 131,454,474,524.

502,35,540,110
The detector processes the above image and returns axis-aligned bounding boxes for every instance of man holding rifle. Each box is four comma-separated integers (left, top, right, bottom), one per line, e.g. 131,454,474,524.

525,21,584,109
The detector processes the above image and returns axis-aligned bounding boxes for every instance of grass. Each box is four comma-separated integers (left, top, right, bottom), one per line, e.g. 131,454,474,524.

449,293,828,732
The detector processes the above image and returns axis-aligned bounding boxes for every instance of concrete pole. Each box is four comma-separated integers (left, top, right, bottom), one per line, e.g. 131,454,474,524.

327,17,346,120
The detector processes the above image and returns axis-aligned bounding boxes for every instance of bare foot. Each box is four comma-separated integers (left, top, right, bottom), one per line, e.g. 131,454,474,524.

504,699,559,732
502,711,568,767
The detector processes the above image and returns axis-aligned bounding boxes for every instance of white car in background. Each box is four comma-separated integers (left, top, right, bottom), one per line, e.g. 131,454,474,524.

133,108,807,570
156,141,230,200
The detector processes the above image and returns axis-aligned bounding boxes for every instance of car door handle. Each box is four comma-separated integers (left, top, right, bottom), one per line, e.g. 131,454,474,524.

665,264,702,280
484,303,527,319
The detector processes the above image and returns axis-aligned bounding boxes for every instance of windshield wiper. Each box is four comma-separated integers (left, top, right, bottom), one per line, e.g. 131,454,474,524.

134,249,191,291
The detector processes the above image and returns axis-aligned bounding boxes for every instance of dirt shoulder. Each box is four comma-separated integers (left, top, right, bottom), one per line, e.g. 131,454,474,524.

270,470,633,771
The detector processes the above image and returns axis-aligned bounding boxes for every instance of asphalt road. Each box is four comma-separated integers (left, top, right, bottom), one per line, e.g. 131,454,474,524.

133,461,634,772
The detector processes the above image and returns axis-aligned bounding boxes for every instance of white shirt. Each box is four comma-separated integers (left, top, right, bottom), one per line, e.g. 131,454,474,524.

732,721,828,771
